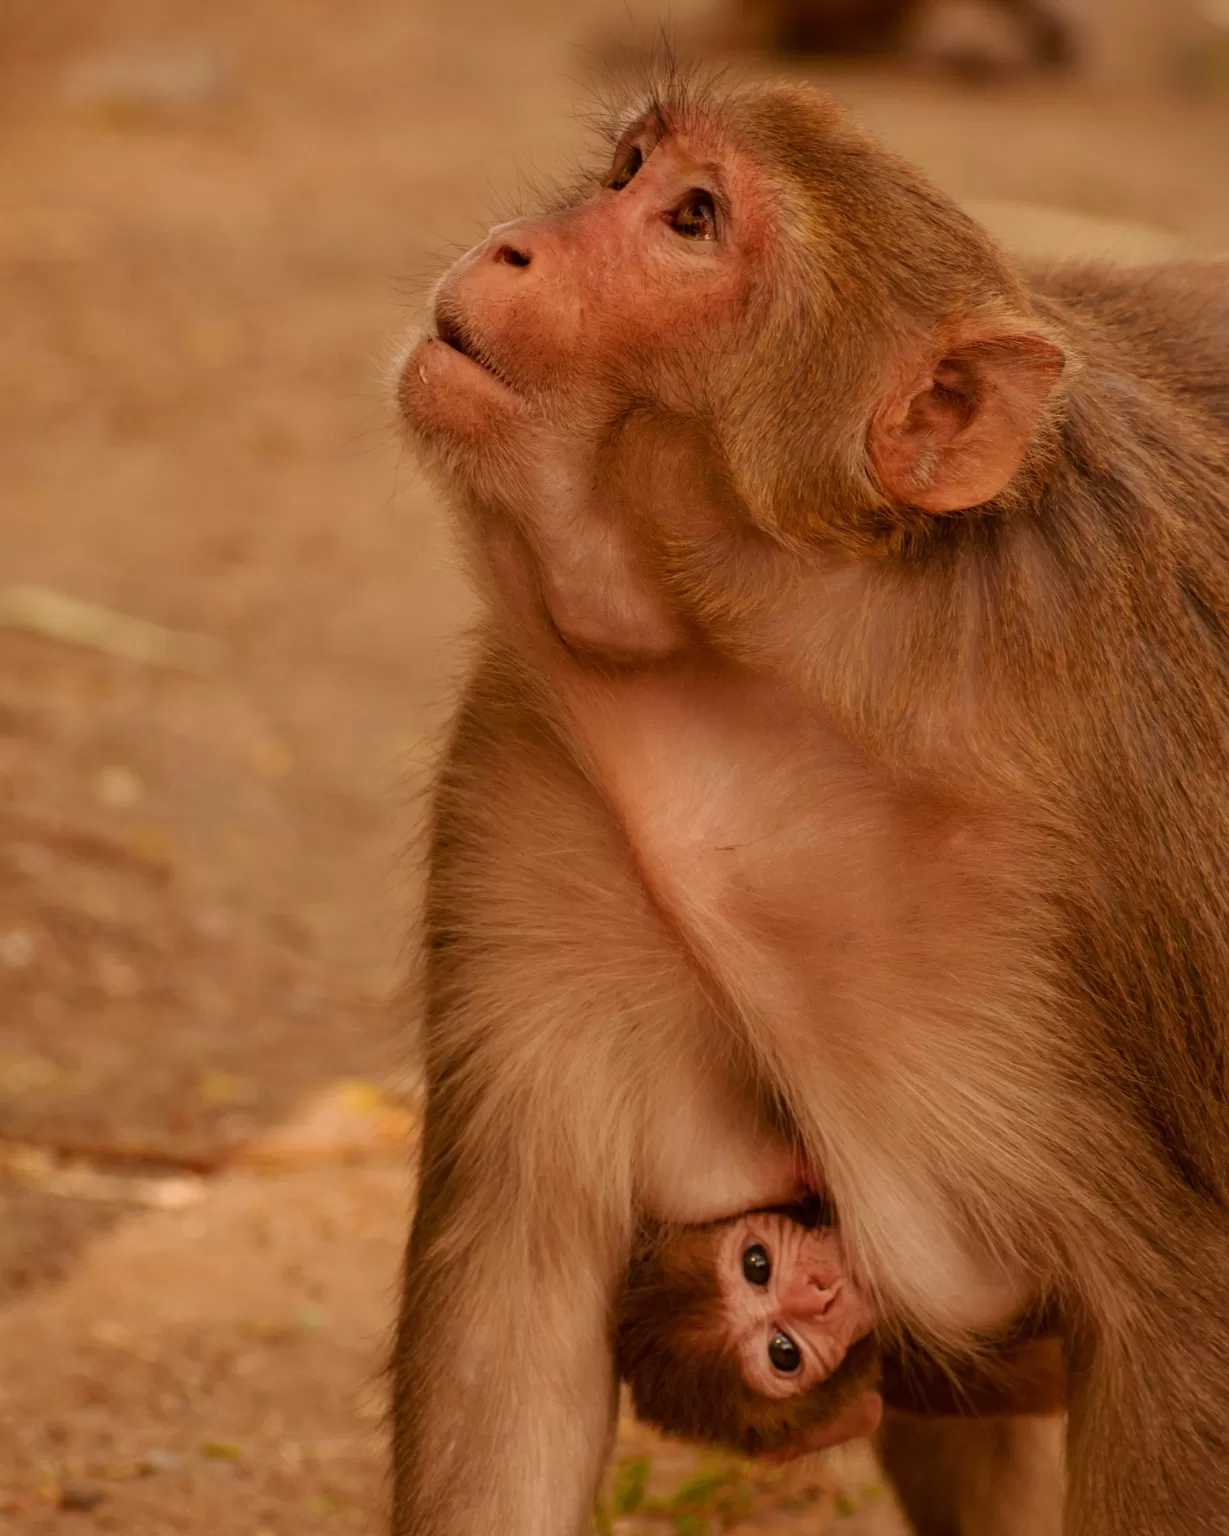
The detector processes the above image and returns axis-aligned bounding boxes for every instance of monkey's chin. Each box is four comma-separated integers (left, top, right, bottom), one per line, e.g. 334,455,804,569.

397,331,526,448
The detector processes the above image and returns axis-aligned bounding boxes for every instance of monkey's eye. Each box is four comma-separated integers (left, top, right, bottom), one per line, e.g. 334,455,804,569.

669,190,717,241
741,1243,771,1286
608,145,643,191
768,1331,802,1374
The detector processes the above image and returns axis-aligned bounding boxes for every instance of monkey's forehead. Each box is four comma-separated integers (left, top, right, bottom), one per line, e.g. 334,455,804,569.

603,76,852,163
597,79,875,247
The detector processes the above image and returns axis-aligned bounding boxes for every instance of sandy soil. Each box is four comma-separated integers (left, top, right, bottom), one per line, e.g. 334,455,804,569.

1,0,1227,1530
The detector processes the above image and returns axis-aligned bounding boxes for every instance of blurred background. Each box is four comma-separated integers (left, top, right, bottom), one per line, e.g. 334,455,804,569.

1,1,1227,1531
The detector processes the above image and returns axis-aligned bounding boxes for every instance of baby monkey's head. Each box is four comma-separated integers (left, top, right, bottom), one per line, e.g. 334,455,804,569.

615,1201,881,1457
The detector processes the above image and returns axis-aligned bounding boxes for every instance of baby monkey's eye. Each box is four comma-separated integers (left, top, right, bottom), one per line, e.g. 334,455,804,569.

608,145,643,191
741,1243,771,1286
768,1331,802,1374
669,190,717,241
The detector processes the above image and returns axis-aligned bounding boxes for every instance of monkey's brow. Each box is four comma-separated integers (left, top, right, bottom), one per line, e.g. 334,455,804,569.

692,162,730,192
616,121,732,200
616,110,667,152
644,99,672,141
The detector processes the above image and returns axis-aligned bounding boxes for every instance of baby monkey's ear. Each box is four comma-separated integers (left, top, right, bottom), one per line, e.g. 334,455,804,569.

868,328,1066,513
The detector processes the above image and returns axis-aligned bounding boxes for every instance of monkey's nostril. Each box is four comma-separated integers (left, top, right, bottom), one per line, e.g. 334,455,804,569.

496,243,531,268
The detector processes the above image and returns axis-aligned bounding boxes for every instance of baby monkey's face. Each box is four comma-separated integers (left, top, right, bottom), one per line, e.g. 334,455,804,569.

716,1213,875,1399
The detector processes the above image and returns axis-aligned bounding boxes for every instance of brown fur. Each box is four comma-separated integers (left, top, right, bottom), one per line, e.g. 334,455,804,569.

882,1331,1067,1418
878,1412,1066,1536
392,72,1229,1536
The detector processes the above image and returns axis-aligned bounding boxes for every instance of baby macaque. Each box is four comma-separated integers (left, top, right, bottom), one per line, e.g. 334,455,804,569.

616,1199,884,1457
617,1200,1068,1458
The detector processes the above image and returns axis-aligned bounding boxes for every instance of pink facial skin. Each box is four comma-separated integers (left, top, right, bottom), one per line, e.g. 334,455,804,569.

716,1213,875,1400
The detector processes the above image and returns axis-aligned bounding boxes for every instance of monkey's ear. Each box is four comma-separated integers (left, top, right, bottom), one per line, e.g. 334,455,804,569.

868,332,1065,513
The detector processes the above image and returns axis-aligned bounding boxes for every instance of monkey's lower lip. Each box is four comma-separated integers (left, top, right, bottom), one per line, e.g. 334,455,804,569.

399,330,523,434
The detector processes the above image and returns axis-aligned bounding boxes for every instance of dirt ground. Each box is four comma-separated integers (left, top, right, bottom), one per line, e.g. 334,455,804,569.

1,0,1227,1531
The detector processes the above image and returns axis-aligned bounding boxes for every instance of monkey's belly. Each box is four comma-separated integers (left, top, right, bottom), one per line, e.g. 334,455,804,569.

636,1063,806,1227
561,664,1036,1336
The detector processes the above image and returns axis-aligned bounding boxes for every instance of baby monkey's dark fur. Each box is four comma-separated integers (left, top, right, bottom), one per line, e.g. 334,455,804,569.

616,1205,879,1458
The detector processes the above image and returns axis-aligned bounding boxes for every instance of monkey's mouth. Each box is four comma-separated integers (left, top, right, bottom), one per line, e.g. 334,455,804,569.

435,309,476,359
433,310,515,392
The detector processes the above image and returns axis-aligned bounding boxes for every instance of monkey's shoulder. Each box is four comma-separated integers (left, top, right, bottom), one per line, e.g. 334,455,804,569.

1027,257,1227,321
1027,260,1229,378
1023,259,1229,437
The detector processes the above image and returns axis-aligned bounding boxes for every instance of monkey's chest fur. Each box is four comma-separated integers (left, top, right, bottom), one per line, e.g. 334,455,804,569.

550,658,1041,1336
563,662,995,1015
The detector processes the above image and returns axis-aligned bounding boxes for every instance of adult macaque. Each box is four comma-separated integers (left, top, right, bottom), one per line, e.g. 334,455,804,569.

393,72,1229,1536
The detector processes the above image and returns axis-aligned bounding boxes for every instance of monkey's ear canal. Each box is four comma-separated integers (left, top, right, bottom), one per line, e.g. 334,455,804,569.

868,331,1066,514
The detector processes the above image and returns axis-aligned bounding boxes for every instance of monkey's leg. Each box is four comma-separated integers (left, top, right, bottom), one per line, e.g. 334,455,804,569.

1064,1278,1229,1536
393,1084,626,1536
877,1412,1064,1536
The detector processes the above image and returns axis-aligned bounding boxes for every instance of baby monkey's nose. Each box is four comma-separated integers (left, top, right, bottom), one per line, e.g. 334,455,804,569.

779,1272,840,1320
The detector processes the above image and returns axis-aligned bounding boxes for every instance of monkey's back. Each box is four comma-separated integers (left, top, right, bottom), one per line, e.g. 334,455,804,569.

1030,259,1229,437
1009,258,1229,1202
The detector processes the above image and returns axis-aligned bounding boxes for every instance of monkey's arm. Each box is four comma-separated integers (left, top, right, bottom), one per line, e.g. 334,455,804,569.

881,1330,1067,1418
393,680,636,1535
878,1413,1064,1536
393,657,769,1536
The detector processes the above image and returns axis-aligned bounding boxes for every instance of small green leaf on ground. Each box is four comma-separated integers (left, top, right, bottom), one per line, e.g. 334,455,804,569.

668,1465,740,1508
778,1485,822,1513
611,1455,651,1515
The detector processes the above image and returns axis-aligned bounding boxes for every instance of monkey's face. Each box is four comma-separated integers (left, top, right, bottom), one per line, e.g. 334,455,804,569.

398,119,767,450
397,111,788,662
397,85,1062,662
715,1214,875,1399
